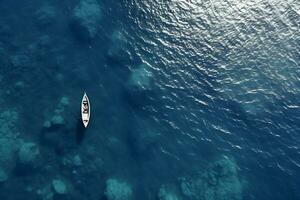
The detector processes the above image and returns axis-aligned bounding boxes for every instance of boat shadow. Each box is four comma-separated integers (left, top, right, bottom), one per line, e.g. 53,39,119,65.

76,113,86,145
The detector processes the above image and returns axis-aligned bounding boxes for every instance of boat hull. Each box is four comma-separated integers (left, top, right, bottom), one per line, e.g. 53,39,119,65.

81,93,90,128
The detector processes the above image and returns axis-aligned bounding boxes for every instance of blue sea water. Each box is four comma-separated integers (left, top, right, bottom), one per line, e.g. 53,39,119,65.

0,0,299,199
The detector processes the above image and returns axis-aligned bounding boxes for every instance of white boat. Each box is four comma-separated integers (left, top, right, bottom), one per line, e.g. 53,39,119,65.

81,92,90,128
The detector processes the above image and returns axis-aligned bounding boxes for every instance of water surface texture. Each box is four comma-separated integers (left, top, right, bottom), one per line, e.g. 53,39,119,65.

0,0,299,199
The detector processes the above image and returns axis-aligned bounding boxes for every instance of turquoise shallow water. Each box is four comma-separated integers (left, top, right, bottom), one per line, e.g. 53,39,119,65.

0,0,299,199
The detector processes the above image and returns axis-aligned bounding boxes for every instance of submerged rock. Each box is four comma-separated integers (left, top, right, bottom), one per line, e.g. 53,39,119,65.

43,96,69,129
180,156,242,200
158,185,182,200
72,0,102,40
35,5,57,27
127,63,153,91
43,120,52,129
0,168,8,182
50,114,64,126
0,110,20,174
107,30,132,63
61,154,82,168
10,54,31,68
18,142,40,165
124,63,154,107
105,178,133,200
180,177,203,199
14,81,25,89
29,35,52,55
52,179,68,195
0,137,18,165
59,96,70,107
205,156,242,200
72,155,82,166
36,185,54,200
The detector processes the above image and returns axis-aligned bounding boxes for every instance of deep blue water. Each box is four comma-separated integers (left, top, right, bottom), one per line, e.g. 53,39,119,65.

0,0,299,199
